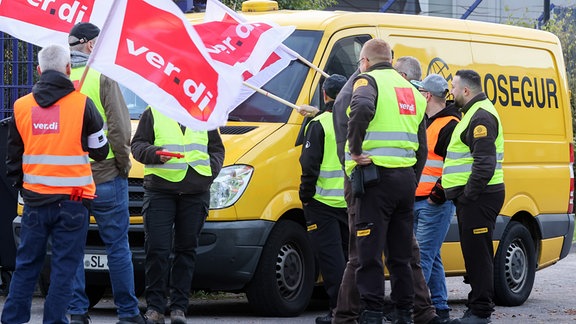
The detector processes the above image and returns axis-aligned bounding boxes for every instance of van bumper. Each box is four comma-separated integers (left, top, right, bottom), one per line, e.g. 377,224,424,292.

13,217,275,292
536,213,575,259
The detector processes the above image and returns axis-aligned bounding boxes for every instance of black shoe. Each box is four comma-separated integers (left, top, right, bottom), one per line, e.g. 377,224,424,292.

426,315,452,324
315,311,333,324
70,313,90,324
359,310,383,324
117,313,146,324
434,308,452,323
393,309,413,324
451,312,491,324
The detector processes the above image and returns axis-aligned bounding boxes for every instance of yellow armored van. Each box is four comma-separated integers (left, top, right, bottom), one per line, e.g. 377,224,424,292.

18,0,573,316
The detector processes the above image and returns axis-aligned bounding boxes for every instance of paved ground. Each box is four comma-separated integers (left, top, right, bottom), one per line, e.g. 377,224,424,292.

1,244,576,323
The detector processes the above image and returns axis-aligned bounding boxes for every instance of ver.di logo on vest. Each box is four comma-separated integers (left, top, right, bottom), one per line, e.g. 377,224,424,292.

32,105,60,135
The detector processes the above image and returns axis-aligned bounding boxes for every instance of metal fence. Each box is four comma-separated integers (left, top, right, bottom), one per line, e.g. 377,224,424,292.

1,32,39,119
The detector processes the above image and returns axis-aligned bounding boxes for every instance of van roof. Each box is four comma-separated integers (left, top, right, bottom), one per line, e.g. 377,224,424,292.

186,9,560,45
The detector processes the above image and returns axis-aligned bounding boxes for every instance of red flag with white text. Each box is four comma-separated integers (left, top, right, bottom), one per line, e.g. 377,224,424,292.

89,0,243,130
204,0,298,107
0,0,111,47
196,1,294,75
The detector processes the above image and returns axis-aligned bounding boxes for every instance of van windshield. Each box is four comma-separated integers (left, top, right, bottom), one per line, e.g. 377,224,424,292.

121,30,321,123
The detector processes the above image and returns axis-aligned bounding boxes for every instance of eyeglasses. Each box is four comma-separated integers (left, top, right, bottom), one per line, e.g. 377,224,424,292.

357,57,368,66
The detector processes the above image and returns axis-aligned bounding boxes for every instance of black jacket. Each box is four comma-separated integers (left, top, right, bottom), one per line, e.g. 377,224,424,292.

444,93,505,201
130,108,225,194
6,70,109,207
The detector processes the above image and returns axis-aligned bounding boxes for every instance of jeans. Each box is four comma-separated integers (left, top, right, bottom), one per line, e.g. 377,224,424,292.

143,190,208,313
69,176,139,318
413,199,454,310
1,200,88,324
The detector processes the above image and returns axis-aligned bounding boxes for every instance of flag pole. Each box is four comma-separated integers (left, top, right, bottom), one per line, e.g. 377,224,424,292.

79,0,124,90
280,45,330,78
242,81,302,111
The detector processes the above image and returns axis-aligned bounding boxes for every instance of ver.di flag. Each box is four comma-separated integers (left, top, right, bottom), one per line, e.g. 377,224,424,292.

196,0,294,75
203,0,298,107
88,0,243,130
0,0,112,47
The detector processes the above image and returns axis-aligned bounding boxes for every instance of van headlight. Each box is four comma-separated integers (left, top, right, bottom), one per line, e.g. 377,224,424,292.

209,165,253,209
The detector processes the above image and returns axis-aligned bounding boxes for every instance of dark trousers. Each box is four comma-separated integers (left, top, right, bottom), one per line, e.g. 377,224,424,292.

333,174,436,324
304,199,349,310
143,190,209,313
455,191,505,318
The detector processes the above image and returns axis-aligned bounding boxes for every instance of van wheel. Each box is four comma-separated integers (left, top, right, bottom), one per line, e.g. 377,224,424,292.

38,264,105,308
493,221,536,306
245,220,314,316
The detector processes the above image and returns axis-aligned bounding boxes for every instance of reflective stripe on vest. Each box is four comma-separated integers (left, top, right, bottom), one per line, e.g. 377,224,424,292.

306,112,346,208
71,66,114,160
415,115,459,196
14,92,95,195
344,69,426,175
442,99,504,189
145,107,211,181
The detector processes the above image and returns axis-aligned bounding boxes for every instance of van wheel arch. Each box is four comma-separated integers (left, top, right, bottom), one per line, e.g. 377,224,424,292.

493,220,537,306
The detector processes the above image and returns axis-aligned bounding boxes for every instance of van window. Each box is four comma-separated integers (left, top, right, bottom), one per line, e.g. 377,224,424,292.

228,30,322,123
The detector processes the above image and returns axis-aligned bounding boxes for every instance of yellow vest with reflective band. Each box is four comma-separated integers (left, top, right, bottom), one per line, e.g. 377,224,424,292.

305,112,346,208
415,115,459,196
70,66,114,160
442,99,504,189
14,91,96,196
344,69,426,175
145,108,211,181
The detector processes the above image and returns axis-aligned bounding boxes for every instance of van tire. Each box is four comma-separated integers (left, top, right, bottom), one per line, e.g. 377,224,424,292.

245,219,314,316
493,221,536,306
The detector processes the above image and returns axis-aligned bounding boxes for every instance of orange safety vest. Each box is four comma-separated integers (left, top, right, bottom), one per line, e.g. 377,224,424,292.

14,91,96,196
415,115,459,197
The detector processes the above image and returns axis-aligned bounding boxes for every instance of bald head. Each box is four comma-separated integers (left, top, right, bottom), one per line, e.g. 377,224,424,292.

360,39,392,67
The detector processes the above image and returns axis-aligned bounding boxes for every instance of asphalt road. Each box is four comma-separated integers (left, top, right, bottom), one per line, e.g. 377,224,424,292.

2,245,576,323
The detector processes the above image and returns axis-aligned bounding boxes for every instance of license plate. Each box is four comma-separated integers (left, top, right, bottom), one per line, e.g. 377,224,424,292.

84,254,109,270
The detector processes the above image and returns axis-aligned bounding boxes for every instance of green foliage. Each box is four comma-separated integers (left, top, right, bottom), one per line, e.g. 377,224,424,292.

220,0,337,10
505,7,576,135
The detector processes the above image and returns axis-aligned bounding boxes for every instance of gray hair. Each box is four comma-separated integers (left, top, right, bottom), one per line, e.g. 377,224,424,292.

394,56,422,81
38,44,70,74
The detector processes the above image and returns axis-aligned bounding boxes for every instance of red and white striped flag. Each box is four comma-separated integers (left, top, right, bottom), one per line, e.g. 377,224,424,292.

88,0,243,130
0,0,111,47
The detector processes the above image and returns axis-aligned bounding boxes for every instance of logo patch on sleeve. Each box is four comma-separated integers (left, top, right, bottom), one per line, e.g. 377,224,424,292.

394,88,417,115
473,227,489,234
353,78,368,91
473,125,488,138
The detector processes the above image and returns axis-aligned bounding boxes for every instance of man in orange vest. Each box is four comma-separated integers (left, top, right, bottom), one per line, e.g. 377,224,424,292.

1,44,109,324
411,74,461,322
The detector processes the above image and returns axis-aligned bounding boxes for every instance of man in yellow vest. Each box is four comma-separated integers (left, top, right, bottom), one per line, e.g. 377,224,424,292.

1,44,109,324
131,107,224,324
299,74,348,324
442,70,505,324
411,74,461,322
346,39,427,324
66,22,143,324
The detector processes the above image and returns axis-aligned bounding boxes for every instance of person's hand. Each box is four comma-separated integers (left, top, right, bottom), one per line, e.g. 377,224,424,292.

158,150,172,163
351,153,372,166
298,105,319,118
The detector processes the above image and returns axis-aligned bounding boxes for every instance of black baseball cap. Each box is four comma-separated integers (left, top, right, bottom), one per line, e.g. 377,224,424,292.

69,22,100,46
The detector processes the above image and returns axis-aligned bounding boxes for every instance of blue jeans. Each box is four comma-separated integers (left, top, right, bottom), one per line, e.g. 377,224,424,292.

1,200,88,324
413,199,454,310
68,176,139,318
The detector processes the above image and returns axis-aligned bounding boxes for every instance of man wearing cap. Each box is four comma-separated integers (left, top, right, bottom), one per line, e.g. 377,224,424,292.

411,74,461,322
66,23,143,324
299,74,348,324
